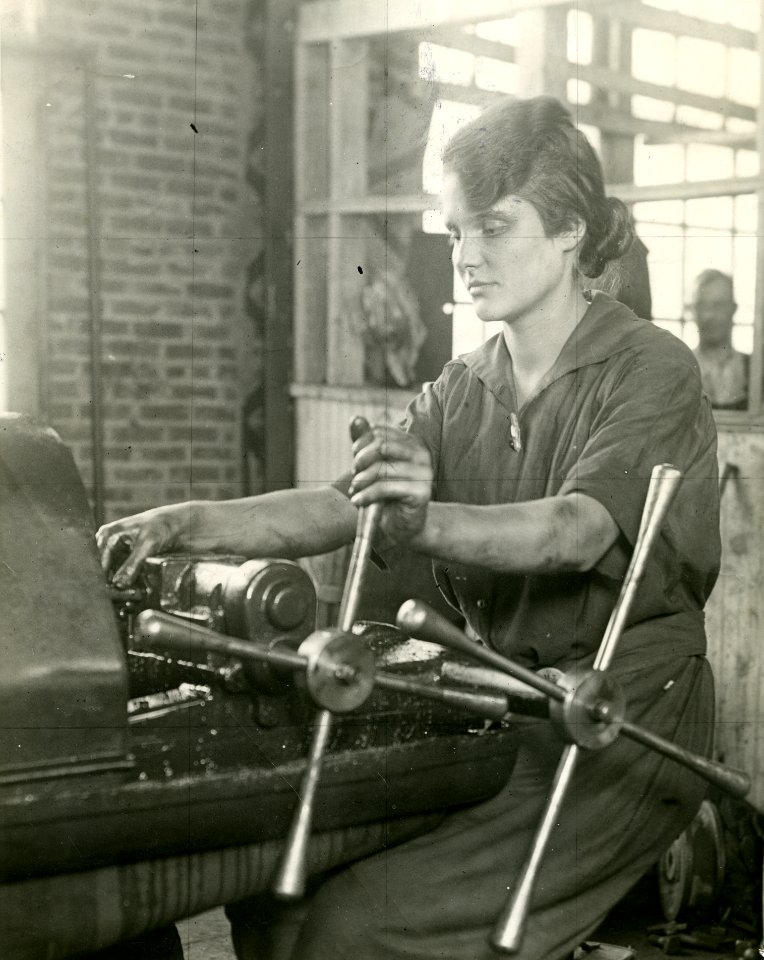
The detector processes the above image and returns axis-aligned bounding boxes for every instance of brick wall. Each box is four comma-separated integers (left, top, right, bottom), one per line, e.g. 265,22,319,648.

37,0,265,521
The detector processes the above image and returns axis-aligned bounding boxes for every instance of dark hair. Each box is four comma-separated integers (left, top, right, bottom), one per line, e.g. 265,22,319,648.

693,268,734,300
441,96,633,279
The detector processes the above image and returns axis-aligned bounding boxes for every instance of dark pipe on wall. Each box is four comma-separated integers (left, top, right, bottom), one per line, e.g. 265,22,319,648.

83,53,105,526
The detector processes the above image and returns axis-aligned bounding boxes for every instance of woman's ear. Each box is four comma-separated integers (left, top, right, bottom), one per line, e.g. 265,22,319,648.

557,217,586,254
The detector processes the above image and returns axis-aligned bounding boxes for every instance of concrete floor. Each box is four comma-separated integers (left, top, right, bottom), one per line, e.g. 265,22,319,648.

177,908,236,960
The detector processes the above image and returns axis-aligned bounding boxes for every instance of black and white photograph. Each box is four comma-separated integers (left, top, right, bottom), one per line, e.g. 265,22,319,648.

1,1,763,958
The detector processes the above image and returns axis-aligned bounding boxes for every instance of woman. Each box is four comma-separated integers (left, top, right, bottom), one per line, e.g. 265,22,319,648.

99,96,720,960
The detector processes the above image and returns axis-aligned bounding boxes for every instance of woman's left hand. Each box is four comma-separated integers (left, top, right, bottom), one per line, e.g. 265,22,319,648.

349,424,433,543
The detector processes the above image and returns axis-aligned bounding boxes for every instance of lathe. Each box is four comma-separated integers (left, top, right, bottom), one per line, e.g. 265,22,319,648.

0,414,755,958
0,415,524,958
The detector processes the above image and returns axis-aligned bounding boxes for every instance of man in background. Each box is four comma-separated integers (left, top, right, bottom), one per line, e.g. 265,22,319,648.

691,269,749,411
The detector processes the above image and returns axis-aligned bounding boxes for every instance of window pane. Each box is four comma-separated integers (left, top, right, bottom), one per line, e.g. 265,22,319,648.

422,209,447,234
727,116,756,133
728,48,760,107
684,196,734,229
646,237,685,321
475,18,518,46
650,278,685,325
567,78,591,106
685,143,735,181
567,9,593,65
577,123,601,154
419,43,474,86
634,141,685,185
422,100,481,195
633,200,685,226
674,105,724,129
475,56,518,94
677,37,726,97
732,234,757,326
732,325,754,354
684,230,734,293
632,29,676,86
632,95,675,123
734,194,757,233
736,149,759,177
728,1,759,31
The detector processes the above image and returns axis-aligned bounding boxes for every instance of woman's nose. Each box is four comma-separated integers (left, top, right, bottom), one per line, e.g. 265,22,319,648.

453,234,481,272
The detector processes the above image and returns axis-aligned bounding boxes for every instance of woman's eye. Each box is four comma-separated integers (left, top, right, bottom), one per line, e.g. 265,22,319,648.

447,231,460,247
480,221,508,238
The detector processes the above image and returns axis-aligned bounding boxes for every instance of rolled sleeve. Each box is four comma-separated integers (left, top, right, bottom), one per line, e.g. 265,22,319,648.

400,378,445,476
558,353,718,581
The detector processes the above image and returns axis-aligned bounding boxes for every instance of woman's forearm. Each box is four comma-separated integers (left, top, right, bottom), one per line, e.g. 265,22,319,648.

175,486,358,559
410,494,618,573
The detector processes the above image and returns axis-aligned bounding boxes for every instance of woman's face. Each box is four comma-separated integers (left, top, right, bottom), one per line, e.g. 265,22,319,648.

442,171,578,326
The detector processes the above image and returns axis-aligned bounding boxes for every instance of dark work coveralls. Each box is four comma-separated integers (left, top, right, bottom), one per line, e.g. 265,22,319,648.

264,293,721,960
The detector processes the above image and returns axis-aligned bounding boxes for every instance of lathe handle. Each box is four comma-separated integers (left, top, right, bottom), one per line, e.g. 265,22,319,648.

594,463,682,671
271,710,333,900
491,743,580,954
134,608,303,669
273,415,381,901
338,416,382,633
397,600,565,705
620,720,750,800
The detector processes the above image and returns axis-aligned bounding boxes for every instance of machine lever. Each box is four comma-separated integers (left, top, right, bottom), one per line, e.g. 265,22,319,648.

594,464,681,671
338,415,383,632
619,720,750,800
273,416,381,900
135,609,304,670
397,600,566,705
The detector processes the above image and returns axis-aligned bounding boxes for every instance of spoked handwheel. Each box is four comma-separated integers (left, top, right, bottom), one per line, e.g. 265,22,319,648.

396,463,751,953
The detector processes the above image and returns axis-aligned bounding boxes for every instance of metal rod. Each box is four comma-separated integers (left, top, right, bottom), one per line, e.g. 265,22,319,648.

272,709,333,899
620,720,752,803
338,502,382,631
439,661,548,696
134,609,305,672
273,415,380,900
397,600,566,704
491,744,580,954
593,464,682,672
439,662,549,716
374,672,510,720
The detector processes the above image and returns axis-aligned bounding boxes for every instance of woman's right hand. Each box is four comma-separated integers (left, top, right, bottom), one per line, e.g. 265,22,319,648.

96,505,187,587
349,424,433,544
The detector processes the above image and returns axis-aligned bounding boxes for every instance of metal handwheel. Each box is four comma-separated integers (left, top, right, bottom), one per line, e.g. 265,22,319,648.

396,461,750,952
133,419,753,955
